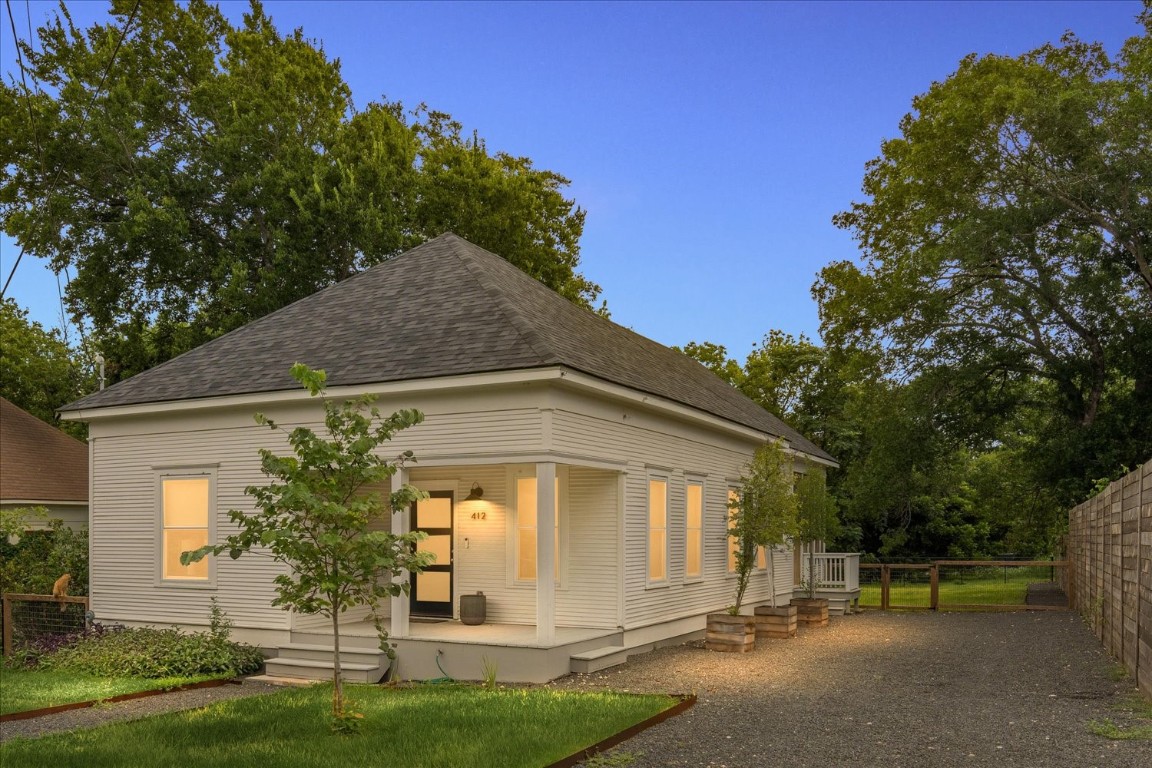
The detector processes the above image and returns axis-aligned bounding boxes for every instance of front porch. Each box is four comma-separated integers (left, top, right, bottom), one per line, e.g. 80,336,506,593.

267,618,623,684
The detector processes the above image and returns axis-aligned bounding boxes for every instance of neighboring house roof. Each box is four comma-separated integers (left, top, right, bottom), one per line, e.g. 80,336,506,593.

0,397,88,503
63,233,834,462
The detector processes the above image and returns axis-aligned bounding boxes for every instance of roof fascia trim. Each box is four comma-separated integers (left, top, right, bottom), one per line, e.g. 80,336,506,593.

59,368,569,422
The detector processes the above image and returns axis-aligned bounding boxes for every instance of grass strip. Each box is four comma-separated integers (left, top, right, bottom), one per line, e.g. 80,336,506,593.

0,683,676,768
0,669,222,716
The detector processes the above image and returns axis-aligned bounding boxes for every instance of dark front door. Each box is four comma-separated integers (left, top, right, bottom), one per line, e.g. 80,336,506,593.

410,490,453,618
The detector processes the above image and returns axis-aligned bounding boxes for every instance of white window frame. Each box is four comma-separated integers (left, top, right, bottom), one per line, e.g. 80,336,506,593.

507,466,568,589
646,474,669,586
154,466,217,588
684,478,705,583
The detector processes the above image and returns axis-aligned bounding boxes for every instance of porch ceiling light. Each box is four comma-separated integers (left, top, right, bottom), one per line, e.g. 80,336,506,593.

464,482,484,501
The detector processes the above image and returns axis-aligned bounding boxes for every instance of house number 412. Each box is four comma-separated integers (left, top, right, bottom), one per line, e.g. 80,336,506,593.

470,511,487,520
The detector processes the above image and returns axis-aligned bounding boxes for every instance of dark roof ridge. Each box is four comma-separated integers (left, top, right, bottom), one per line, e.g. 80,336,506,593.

444,234,559,367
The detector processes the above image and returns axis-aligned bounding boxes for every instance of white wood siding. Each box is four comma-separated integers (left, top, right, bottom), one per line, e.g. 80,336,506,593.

555,467,618,628
551,405,799,630
88,398,546,632
408,465,619,629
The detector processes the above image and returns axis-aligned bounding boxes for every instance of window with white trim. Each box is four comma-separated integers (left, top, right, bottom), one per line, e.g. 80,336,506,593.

159,473,214,582
648,477,668,583
514,475,561,582
685,480,704,580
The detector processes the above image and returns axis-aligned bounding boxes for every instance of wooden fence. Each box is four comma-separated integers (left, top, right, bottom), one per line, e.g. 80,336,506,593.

1066,459,1152,699
1,593,90,657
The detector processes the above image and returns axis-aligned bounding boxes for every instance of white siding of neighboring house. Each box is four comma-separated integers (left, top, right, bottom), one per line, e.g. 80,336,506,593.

1,502,88,532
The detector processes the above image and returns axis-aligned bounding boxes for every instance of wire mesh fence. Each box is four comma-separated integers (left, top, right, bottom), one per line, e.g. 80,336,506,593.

2,593,90,657
860,561,1067,610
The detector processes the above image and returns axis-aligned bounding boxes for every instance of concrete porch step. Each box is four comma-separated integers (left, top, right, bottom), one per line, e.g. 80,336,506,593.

569,644,629,674
276,642,385,666
264,656,388,684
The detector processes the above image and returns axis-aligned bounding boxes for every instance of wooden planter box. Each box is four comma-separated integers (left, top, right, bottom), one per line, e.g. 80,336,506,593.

705,613,756,653
754,604,797,639
791,597,829,628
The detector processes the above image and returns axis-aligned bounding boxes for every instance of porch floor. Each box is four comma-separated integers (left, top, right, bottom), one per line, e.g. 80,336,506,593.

307,618,618,649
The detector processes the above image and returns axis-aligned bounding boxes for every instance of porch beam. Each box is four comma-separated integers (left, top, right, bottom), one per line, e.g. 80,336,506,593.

390,466,411,639
536,461,557,645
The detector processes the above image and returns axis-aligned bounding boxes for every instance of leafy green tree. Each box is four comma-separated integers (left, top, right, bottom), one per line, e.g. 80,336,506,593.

411,109,598,307
729,441,797,613
183,364,429,726
1,0,596,382
794,470,840,597
820,10,1152,498
0,299,92,435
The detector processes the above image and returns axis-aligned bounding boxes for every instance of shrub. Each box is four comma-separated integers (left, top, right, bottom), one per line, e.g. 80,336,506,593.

0,515,89,595
36,602,263,678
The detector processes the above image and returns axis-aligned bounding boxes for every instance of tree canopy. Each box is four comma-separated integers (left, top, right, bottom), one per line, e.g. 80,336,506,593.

819,10,1152,494
0,298,91,435
1,0,597,382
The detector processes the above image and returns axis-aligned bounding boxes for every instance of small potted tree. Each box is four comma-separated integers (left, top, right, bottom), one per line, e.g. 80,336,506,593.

707,441,797,652
791,470,840,628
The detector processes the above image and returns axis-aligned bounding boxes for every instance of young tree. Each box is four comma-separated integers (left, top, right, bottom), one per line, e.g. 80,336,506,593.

729,441,797,614
182,364,430,726
795,470,840,598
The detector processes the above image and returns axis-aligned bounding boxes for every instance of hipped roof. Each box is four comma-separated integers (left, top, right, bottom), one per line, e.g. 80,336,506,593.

64,233,833,463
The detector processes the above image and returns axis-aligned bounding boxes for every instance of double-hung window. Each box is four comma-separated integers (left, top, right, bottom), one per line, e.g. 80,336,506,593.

514,474,561,583
685,480,704,581
727,488,740,573
647,477,668,583
158,471,215,584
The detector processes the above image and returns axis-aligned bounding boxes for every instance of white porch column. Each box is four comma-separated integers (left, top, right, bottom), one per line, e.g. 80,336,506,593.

389,466,411,639
536,461,557,645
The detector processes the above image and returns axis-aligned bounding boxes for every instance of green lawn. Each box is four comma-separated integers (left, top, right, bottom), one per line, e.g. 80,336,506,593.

0,668,221,716
0,684,676,768
860,568,1054,608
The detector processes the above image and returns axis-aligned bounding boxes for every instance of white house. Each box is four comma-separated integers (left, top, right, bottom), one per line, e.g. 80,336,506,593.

60,233,840,683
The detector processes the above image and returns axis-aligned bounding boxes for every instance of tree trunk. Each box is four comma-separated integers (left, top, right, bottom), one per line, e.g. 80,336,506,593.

768,548,776,608
330,610,343,718
808,548,816,599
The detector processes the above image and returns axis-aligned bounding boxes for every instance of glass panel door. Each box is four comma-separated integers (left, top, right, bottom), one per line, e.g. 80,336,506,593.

411,491,454,618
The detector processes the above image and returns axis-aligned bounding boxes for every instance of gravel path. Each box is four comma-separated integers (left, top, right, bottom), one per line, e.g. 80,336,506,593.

549,611,1152,768
3,612,1149,767
0,678,281,743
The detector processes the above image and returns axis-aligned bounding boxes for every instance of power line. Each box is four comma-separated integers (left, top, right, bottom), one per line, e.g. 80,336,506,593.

0,0,142,300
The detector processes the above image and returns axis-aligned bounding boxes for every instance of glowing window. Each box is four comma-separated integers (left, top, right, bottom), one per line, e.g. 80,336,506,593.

685,481,704,580
648,478,668,582
727,488,740,573
161,476,211,581
516,476,560,582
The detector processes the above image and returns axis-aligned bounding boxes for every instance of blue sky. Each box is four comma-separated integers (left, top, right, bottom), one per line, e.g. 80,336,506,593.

1,1,1143,358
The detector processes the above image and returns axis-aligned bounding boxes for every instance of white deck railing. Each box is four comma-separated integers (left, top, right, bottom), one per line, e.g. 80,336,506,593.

802,553,861,592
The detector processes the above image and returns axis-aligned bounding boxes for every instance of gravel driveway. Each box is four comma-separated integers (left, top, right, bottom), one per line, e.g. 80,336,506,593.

549,611,1152,768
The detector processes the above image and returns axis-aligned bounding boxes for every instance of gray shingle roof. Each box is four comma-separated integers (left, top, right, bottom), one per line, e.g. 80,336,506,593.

64,234,834,462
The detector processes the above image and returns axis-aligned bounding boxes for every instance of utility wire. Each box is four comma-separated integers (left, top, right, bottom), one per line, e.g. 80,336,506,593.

0,0,142,300
5,0,41,162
